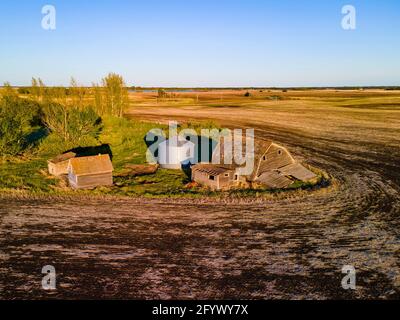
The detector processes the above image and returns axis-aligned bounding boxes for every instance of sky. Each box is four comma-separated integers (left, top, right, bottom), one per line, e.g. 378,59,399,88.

0,0,399,87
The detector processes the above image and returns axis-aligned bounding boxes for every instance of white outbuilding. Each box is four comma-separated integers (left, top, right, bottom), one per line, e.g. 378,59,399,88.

157,136,195,169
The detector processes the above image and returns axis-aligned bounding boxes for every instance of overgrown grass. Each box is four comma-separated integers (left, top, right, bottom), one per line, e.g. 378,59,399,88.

0,115,324,198
0,157,56,192
99,116,166,170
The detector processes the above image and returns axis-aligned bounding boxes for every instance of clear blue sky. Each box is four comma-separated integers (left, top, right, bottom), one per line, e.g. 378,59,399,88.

1,0,399,87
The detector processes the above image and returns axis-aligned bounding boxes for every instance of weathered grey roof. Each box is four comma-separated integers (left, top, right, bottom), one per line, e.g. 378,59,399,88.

48,152,76,164
256,171,293,189
278,163,317,181
68,154,113,176
212,134,273,177
192,164,234,176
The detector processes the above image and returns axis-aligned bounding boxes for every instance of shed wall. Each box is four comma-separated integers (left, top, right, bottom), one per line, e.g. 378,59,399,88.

68,172,78,188
192,171,219,190
192,170,239,190
48,160,70,176
218,171,237,190
72,172,113,189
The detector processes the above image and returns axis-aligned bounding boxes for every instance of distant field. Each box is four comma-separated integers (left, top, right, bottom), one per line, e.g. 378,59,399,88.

126,89,400,151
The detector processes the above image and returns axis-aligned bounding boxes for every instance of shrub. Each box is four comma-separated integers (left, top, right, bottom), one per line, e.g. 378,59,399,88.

101,73,129,117
42,102,102,143
0,95,40,155
17,87,31,95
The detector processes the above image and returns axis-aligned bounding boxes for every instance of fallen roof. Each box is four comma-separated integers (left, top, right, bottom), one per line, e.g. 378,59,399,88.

256,171,293,189
192,164,235,176
48,152,76,164
68,154,113,176
278,163,317,181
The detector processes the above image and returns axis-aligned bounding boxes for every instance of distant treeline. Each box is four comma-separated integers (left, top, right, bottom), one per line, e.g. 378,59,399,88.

6,85,400,92
129,86,400,91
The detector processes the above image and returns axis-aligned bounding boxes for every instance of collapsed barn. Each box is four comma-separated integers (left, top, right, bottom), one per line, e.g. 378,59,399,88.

192,135,316,190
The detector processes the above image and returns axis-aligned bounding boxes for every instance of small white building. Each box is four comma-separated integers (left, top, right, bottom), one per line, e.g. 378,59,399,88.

158,136,195,169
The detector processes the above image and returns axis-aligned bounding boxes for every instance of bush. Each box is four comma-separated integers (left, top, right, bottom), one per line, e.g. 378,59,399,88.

17,87,31,95
42,102,102,143
0,96,40,155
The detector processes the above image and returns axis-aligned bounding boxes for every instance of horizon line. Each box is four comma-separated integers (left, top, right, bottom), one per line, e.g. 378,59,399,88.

2,85,400,90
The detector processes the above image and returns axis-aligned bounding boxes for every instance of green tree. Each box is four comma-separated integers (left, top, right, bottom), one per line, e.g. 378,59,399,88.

101,73,129,117
31,77,46,102
92,83,105,115
69,77,87,109
42,103,69,141
42,102,101,143
67,107,102,141
0,114,25,155
0,91,40,155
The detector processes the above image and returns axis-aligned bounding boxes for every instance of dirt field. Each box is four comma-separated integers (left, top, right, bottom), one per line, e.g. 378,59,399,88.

1,89,399,299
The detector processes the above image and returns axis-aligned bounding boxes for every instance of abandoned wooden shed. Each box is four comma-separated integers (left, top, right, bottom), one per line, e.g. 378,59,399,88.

193,134,317,190
48,152,76,176
191,164,243,191
67,154,113,189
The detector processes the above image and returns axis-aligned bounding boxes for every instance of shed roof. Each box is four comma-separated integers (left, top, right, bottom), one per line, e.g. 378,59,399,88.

278,163,317,181
48,152,76,164
68,154,113,176
256,170,294,189
192,164,234,176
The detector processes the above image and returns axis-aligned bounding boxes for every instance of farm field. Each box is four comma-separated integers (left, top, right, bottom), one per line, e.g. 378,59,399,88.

1,89,400,299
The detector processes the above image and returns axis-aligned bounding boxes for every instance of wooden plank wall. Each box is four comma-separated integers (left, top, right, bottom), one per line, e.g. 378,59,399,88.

75,173,113,189
256,144,295,177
